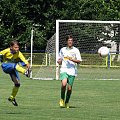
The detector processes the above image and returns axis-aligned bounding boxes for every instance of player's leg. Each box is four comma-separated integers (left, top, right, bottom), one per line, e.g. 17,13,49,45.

65,85,72,108
1,63,20,106
65,75,75,108
59,78,67,107
8,73,20,106
15,63,26,74
59,72,68,107
9,72,20,99
2,62,31,77
15,62,31,77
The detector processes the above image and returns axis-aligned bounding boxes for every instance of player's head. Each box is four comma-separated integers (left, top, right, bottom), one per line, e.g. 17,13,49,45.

10,40,20,53
66,35,73,48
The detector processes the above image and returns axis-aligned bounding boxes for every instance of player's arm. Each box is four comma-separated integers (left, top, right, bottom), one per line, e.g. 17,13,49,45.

69,49,82,64
19,52,30,68
57,49,63,65
69,58,81,64
0,49,8,55
0,49,8,62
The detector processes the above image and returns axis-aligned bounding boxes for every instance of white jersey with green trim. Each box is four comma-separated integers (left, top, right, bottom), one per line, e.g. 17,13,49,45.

59,46,82,76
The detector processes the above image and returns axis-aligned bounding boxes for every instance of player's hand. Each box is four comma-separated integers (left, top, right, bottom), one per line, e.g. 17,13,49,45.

26,63,30,69
57,58,62,65
69,58,81,64
68,57,73,61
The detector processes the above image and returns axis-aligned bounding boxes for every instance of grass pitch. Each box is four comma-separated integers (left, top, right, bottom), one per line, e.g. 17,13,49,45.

0,69,120,120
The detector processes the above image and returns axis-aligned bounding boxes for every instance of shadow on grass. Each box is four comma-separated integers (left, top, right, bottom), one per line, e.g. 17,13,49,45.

6,112,22,114
60,106,80,109
69,106,78,108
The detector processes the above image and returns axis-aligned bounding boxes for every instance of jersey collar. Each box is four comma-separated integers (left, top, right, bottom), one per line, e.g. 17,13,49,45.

10,48,16,54
66,46,74,50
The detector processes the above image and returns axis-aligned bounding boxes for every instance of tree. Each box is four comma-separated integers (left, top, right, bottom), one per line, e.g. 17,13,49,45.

0,0,68,50
81,0,120,52
0,0,120,52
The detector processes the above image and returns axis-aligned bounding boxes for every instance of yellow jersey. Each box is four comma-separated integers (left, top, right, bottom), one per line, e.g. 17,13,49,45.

0,48,28,64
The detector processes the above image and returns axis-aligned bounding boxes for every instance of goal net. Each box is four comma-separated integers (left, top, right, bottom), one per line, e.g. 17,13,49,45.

31,20,120,80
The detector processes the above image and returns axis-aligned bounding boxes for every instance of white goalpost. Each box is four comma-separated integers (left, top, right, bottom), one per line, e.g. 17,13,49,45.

30,20,120,80
30,28,34,79
56,20,60,80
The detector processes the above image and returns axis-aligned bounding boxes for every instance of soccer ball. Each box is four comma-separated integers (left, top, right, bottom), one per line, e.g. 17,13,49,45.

98,46,109,57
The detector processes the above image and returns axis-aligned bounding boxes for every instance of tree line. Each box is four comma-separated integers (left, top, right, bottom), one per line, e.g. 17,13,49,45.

0,0,120,52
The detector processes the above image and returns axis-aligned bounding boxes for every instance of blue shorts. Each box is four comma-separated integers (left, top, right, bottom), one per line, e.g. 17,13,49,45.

1,62,26,80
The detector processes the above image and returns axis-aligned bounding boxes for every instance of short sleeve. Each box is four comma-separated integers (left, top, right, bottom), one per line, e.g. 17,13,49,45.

58,48,63,59
76,49,82,61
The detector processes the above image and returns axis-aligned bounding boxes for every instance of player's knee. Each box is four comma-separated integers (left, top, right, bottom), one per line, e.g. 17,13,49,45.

68,86,72,91
68,89,72,94
61,78,67,87
62,81,67,87
62,83,67,88
15,83,20,87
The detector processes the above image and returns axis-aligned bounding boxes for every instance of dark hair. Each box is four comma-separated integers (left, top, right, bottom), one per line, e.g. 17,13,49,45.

66,35,73,41
10,40,19,47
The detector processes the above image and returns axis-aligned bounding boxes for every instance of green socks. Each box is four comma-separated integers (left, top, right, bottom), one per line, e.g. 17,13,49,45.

65,90,71,104
61,87,66,100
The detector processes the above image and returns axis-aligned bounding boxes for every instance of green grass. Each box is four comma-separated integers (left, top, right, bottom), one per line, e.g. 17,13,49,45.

32,67,120,80
0,69,120,120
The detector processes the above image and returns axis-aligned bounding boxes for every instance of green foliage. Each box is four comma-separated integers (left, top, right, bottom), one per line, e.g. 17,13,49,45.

0,0,120,51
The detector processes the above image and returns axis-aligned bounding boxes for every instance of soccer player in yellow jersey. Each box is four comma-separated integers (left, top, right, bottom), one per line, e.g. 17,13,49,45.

0,40,31,106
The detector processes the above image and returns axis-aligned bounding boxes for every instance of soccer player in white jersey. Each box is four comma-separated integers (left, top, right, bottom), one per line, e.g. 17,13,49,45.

57,35,82,108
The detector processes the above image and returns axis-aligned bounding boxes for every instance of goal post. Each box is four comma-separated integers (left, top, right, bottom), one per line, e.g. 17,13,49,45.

56,20,60,80
30,28,34,79
30,20,120,80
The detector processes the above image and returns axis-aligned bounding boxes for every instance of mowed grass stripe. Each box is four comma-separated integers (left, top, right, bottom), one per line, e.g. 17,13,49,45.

0,70,120,120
